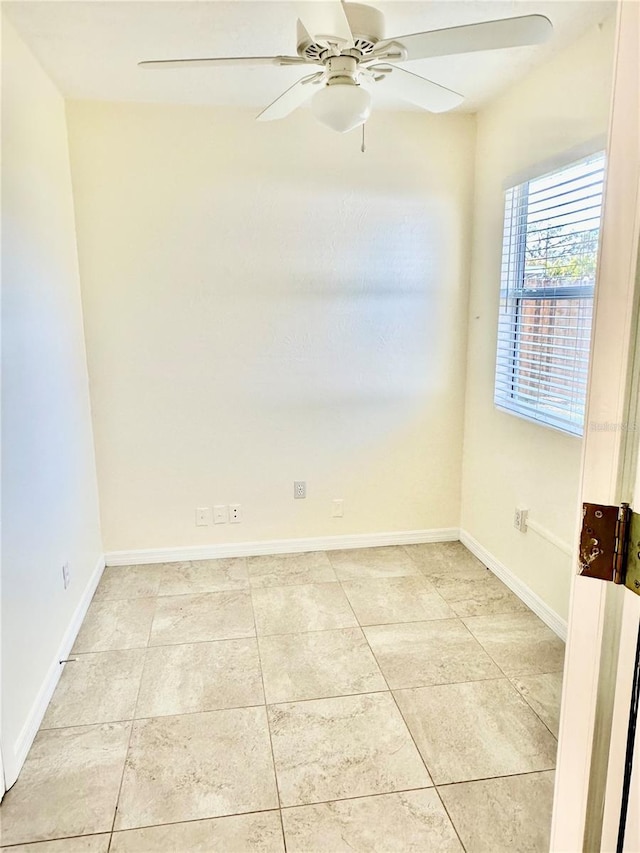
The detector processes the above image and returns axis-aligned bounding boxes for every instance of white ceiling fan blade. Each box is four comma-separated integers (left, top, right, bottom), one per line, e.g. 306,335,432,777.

297,17,314,48
368,65,464,113
139,56,308,69
296,1,354,46
257,72,324,121
374,15,553,62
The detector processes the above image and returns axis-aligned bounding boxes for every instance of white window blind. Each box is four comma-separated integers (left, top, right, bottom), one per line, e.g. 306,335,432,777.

495,151,605,436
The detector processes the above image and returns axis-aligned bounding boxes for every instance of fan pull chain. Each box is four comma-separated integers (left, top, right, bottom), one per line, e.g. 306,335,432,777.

361,123,366,154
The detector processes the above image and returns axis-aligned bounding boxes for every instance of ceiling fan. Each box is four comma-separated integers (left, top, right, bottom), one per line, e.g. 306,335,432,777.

139,2,553,134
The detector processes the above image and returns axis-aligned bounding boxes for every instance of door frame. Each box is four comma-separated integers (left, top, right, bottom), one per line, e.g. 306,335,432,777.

551,1,640,849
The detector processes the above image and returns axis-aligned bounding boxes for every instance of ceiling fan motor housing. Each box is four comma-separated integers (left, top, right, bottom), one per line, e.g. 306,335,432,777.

297,2,385,61
325,55,360,86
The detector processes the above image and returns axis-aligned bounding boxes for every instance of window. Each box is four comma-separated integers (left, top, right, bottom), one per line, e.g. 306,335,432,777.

495,151,606,435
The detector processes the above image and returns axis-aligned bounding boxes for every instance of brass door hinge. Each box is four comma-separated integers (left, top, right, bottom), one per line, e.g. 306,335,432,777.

579,502,640,594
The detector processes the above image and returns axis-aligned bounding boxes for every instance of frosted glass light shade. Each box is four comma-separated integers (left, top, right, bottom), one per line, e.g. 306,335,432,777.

311,83,372,133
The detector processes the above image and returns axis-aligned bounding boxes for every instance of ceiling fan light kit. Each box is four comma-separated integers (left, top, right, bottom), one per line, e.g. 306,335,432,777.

311,54,371,133
139,2,553,134
312,81,371,133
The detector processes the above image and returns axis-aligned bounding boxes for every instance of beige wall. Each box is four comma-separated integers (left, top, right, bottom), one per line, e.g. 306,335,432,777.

461,18,616,622
1,19,102,784
66,102,475,552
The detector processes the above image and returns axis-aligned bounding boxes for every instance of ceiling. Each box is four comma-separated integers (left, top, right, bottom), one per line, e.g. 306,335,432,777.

4,1,615,113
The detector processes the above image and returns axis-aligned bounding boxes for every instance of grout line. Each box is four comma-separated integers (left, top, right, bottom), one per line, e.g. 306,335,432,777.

109,805,281,832
435,767,558,788
95,587,254,603
247,584,287,853
508,676,562,742
0,831,111,850
71,634,259,655
36,702,270,732
433,785,468,851
107,807,284,839
108,598,158,839
279,784,436,810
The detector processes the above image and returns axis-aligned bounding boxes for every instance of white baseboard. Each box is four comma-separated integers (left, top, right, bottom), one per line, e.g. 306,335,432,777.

105,528,460,567
459,529,567,640
8,553,106,788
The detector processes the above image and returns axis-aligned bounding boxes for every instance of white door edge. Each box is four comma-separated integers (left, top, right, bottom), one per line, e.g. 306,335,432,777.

551,1,640,849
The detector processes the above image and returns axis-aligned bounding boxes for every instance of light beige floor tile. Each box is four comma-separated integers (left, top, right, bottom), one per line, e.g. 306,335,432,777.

149,591,254,645
3,836,111,853
463,612,565,676
72,599,156,653
93,564,164,600
432,573,529,617
136,638,263,717
364,620,502,689
394,680,557,784
258,628,386,703
268,692,432,806
404,542,487,580
342,575,455,625
247,552,336,588
111,812,285,852
328,546,420,580
282,789,463,852
0,723,130,847
115,707,278,829
252,583,357,636
512,671,563,736
41,649,146,728
438,771,555,852
158,558,249,596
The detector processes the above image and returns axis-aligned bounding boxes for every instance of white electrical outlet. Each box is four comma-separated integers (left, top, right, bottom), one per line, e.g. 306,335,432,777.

332,499,344,518
213,505,228,524
514,507,529,532
196,507,212,526
229,504,242,523
294,481,306,499
62,562,70,589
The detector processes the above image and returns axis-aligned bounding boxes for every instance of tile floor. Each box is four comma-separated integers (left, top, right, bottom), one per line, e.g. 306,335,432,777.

0,543,565,852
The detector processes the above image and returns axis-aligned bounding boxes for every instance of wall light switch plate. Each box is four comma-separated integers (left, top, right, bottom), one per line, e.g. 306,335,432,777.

332,499,344,518
213,505,228,524
196,507,212,526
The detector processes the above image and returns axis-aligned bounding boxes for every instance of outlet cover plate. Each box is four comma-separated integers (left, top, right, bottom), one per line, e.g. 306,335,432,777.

294,481,306,499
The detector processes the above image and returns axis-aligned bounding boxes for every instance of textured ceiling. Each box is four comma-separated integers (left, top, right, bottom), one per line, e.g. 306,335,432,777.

4,1,615,112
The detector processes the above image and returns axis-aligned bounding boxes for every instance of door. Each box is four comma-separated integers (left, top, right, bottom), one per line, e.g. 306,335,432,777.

551,1,640,849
